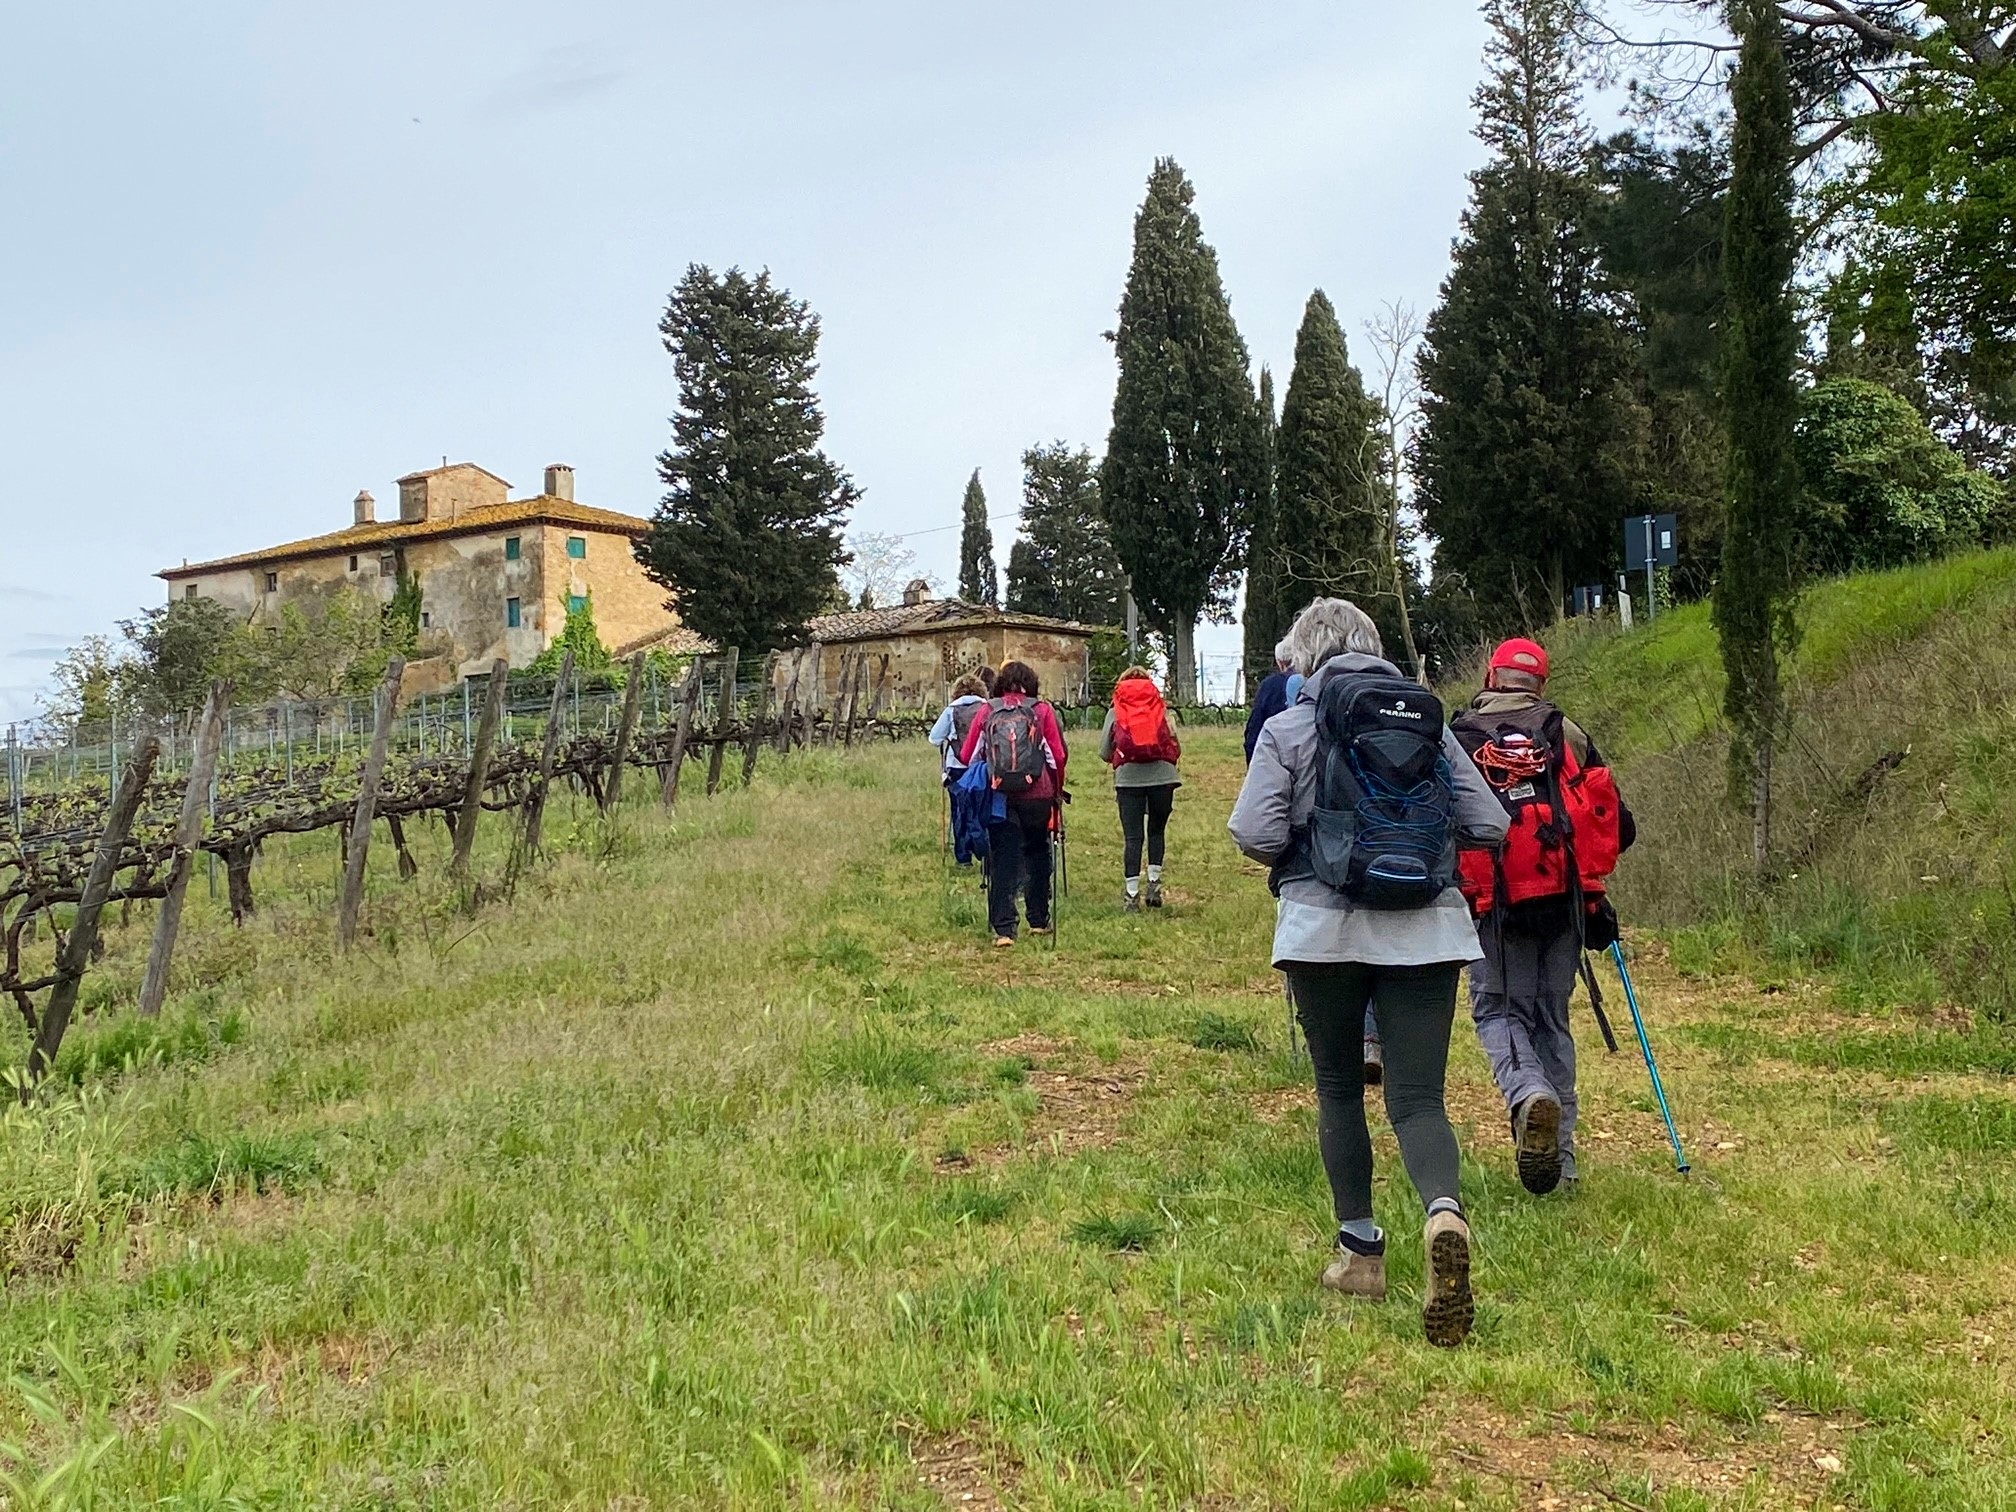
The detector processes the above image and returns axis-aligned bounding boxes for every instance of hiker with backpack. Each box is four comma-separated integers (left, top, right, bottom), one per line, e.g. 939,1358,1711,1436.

930,674,991,785
1453,638,1635,1195
1100,666,1182,912
1228,598,1508,1348
958,660,1068,948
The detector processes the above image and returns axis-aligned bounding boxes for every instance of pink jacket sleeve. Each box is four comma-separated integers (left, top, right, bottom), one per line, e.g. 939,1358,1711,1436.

1038,702,1068,778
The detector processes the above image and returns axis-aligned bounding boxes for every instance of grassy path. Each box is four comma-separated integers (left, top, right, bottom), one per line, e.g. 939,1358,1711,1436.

1,729,2012,1509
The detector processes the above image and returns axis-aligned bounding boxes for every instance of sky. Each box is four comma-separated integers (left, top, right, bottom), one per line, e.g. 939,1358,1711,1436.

0,0,1513,720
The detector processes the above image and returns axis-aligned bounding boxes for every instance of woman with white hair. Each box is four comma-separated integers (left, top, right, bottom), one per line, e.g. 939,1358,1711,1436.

1228,597,1508,1347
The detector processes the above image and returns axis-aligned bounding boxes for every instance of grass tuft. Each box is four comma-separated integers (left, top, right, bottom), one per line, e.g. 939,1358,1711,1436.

1067,1210,1160,1251
1189,1011,1260,1053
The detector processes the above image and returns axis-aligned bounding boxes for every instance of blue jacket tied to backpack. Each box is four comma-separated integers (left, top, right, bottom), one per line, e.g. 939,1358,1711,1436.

951,759,1004,864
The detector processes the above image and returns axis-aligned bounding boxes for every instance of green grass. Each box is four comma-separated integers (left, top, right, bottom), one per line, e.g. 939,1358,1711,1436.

0,733,2013,1506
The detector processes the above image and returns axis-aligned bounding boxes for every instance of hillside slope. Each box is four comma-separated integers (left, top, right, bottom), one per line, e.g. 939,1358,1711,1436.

1531,546,2016,1022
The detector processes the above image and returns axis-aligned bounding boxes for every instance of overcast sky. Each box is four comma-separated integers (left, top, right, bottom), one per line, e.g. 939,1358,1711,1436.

1,0,1522,719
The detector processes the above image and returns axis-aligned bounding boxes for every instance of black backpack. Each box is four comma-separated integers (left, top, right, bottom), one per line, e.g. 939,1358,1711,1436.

950,699,985,752
984,698,1047,797
1307,674,1458,909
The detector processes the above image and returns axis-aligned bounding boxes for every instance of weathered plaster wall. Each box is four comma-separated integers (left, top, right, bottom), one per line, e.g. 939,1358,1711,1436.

814,626,1093,709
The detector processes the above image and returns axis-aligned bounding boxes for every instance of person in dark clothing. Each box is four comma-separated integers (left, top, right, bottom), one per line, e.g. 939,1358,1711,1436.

1244,643,1293,764
958,661,1068,947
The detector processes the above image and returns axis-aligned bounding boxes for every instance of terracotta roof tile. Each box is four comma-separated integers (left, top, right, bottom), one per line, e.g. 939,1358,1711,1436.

160,496,650,578
805,598,1102,643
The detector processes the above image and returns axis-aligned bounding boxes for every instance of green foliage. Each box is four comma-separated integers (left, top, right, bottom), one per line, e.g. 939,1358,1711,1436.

1271,291,1397,650
639,264,857,654
956,470,997,606
116,598,243,717
1797,377,2010,570
1715,0,1803,828
385,568,423,658
530,594,615,678
39,635,132,727
1856,44,2016,472
1003,443,1124,625
1415,0,1647,640
1103,158,1264,694
1241,366,1283,691
1188,1012,1259,1053
1067,1210,1159,1251
1594,127,1730,593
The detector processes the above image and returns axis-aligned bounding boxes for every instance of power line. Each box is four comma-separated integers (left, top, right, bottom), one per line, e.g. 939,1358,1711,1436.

863,510,1022,542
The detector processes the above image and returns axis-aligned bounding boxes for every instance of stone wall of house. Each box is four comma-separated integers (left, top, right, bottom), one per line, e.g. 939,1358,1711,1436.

810,626,1092,710
535,524,669,654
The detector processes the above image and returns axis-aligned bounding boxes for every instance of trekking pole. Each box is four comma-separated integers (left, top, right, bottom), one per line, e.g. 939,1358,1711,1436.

1049,797,1064,951
1608,941,1690,1174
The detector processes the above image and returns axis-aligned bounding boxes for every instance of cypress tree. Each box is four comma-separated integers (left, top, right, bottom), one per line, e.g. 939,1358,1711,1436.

638,265,857,653
957,471,998,605
1242,367,1283,692
1003,443,1125,624
1103,158,1264,701
1414,0,1646,632
1715,0,1802,874
1272,291,1395,650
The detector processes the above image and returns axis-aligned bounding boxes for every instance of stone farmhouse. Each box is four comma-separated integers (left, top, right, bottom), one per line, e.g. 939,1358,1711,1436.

159,463,686,693
797,581,1102,706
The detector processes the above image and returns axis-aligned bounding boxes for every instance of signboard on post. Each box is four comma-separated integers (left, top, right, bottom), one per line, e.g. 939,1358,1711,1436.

1623,513,1678,622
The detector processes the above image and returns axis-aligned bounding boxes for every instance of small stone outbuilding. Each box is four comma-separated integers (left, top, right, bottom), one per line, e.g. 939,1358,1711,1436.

801,583,1102,707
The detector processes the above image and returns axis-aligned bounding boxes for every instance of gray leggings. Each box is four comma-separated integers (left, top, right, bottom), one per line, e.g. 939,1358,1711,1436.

1285,961,1464,1224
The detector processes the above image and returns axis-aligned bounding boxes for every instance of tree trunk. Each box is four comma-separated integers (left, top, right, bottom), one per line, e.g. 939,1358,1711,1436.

140,680,229,1017
338,657,406,949
1172,617,1198,705
225,841,257,924
1752,731,1773,877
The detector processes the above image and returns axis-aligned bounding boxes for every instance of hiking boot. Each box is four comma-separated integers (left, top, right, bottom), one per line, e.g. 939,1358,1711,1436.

1145,879,1164,908
1513,1094,1564,1195
1362,1039,1384,1087
1321,1235,1387,1300
1421,1210,1475,1348
1028,923,1053,937
1124,891,1142,913
992,936,1015,949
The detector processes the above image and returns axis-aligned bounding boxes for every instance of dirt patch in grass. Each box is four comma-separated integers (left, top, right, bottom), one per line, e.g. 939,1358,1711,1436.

1,1212,84,1279
904,1429,1019,1508
946,1034,1149,1165
1442,1405,1853,1509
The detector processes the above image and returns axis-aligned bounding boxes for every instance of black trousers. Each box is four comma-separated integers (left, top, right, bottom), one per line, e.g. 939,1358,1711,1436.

1285,961,1464,1224
1115,783,1176,876
987,800,1053,938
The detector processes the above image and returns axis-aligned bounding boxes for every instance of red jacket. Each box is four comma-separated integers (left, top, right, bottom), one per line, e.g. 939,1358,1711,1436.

958,694,1069,802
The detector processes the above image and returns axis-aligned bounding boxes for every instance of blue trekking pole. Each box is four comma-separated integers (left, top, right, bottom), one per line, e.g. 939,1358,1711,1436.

1608,942,1690,1174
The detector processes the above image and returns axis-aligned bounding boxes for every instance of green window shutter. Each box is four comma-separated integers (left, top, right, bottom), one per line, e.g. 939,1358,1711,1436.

504,536,521,561
568,594,587,613
566,536,587,559
506,597,521,628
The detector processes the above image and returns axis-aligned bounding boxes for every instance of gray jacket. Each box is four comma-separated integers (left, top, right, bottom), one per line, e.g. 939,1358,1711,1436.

1227,653,1509,968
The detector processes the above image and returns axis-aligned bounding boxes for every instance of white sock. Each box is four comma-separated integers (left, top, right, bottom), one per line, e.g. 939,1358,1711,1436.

1125,876,1140,897
1147,865,1163,882
1340,1217,1382,1244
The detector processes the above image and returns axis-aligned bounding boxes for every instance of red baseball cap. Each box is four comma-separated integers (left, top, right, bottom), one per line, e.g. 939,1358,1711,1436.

1489,638,1550,679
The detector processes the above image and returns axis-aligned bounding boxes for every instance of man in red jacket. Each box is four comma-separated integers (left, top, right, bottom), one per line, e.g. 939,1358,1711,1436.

1456,638,1634,1196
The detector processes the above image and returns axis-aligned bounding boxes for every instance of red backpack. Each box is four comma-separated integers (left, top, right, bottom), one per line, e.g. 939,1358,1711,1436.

1451,701,1623,918
1111,678,1181,765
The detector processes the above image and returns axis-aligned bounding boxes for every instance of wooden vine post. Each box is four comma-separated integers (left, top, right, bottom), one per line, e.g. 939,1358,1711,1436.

842,654,871,749
337,657,406,949
741,651,778,786
24,735,160,1095
776,644,815,754
139,680,229,1018
824,649,855,747
660,660,704,808
704,648,738,797
601,651,648,814
523,648,575,858
450,659,510,877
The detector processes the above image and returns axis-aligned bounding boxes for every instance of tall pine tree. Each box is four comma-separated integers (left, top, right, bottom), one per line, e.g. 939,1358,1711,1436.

1415,0,1646,634
957,470,998,605
1715,0,1802,874
1272,291,1397,652
1004,443,1125,624
1103,158,1264,701
1241,367,1283,692
638,266,857,652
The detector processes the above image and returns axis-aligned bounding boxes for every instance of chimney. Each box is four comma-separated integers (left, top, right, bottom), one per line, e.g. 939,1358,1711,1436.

902,578,932,607
354,490,376,526
543,464,575,501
